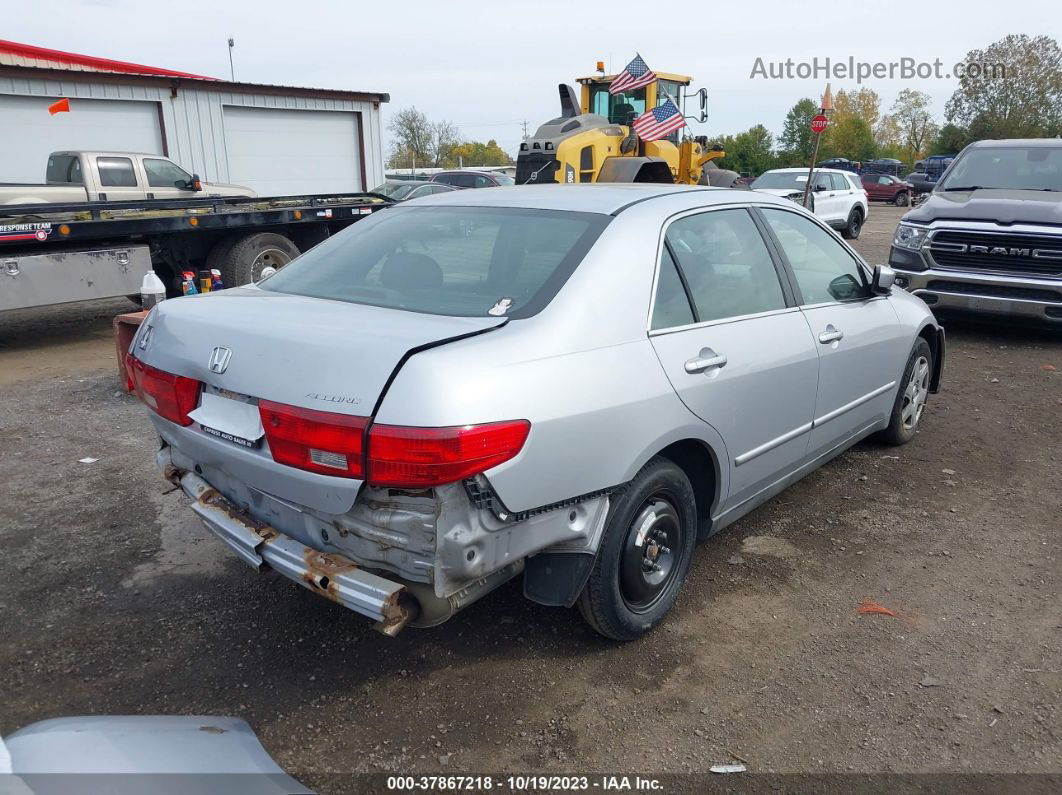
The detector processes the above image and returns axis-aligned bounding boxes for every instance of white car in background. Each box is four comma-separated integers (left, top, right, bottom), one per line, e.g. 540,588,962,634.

752,167,869,240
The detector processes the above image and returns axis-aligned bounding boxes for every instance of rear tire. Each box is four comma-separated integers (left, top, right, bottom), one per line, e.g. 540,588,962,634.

841,207,863,239
895,191,910,207
878,338,933,445
577,457,697,641
217,232,300,287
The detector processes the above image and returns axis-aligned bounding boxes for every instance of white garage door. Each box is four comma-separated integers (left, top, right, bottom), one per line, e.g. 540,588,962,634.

0,95,163,183
223,106,362,196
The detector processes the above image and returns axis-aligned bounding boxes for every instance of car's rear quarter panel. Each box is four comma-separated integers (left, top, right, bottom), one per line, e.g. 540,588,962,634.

374,197,740,514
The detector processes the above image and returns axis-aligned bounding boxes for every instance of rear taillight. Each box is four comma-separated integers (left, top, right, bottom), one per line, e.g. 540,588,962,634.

126,353,201,426
366,420,530,488
257,398,529,487
259,400,368,478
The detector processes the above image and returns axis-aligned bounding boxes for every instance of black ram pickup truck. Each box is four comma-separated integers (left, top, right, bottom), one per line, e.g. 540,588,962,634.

888,139,1062,326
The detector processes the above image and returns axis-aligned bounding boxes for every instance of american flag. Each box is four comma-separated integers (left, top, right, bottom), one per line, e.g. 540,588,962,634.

631,100,687,141
609,54,657,95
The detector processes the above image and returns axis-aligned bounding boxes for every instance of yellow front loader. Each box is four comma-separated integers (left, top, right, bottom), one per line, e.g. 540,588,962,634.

515,66,735,186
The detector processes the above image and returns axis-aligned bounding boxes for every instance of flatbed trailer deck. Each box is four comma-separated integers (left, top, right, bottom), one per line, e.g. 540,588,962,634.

0,192,394,312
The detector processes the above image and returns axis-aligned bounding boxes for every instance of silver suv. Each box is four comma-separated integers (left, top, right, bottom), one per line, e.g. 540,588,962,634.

128,185,944,640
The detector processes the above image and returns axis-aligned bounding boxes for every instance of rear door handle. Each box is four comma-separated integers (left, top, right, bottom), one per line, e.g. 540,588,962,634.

685,350,728,373
818,325,844,344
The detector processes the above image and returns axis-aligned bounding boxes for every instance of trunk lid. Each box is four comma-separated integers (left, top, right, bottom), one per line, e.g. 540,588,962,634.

139,286,504,511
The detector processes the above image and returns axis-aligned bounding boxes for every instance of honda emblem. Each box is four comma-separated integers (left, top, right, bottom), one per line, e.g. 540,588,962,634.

208,346,232,374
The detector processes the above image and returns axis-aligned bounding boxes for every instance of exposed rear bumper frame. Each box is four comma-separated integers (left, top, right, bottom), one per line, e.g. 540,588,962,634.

175,468,416,636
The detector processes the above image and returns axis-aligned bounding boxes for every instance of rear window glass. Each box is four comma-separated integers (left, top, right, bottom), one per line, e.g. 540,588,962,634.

260,206,609,318
372,182,417,199
46,154,82,184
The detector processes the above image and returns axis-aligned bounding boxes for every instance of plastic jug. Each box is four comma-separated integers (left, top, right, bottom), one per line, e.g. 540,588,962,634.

140,271,166,309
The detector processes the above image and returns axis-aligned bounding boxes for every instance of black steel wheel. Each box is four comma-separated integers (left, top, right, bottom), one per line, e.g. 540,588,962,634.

577,457,697,640
618,497,683,613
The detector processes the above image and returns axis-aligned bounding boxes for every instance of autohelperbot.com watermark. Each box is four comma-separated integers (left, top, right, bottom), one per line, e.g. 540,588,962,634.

750,56,1007,83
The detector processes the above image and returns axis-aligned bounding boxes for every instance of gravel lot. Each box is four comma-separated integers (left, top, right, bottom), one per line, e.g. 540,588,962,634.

1,204,1059,789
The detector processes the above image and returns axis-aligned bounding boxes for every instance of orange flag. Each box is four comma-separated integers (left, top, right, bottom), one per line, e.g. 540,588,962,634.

48,98,70,115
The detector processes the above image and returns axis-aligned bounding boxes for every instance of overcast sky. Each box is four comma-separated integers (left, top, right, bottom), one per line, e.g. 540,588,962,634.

7,0,1059,159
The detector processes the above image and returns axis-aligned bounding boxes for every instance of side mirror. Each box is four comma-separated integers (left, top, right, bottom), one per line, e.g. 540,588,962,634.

827,273,863,301
183,174,203,191
871,264,896,295
813,184,827,192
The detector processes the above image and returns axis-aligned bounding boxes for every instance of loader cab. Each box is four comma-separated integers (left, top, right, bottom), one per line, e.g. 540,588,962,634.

578,71,691,144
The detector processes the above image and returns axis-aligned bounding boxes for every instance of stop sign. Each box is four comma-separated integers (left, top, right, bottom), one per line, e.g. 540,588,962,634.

810,114,829,134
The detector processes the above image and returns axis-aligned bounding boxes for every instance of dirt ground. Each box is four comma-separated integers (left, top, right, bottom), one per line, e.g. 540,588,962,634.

1,204,1059,790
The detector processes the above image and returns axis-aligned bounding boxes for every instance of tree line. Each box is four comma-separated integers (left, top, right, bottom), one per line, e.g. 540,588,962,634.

715,33,1062,176
387,107,513,169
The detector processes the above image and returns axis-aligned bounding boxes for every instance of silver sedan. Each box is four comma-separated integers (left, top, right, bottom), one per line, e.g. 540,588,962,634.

128,184,944,640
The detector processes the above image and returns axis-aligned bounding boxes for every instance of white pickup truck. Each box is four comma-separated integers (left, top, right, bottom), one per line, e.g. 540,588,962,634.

0,151,255,205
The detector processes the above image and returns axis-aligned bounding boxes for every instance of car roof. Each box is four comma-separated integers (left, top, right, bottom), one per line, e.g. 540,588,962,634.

52,151,165,158
394,183,794,214
765,167,848,174
969,139,1062,148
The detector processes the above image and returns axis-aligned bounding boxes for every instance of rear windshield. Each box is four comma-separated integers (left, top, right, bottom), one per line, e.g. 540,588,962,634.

937,146,1062,191
260,206,609,318
751,172,806,191
46,154,82,184
372,182,418,200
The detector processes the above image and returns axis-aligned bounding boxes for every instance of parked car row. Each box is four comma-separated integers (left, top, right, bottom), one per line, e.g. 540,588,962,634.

818,157,906,177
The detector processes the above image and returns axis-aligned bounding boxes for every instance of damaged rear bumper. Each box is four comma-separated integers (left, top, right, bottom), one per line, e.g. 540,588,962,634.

155,428,611,634
176,469,416,636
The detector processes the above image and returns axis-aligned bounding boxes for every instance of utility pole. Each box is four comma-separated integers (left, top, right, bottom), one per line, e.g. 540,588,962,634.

227,38,235,81
521,119,529,140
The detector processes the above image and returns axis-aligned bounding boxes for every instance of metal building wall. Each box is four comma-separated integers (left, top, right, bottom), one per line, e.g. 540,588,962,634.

162,84,384,189
0,69,385,191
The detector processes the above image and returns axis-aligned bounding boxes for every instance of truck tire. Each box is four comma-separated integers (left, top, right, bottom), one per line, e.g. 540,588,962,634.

576,457,697,641
895,191,910,207
205,236,241,277
217,232,300,287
